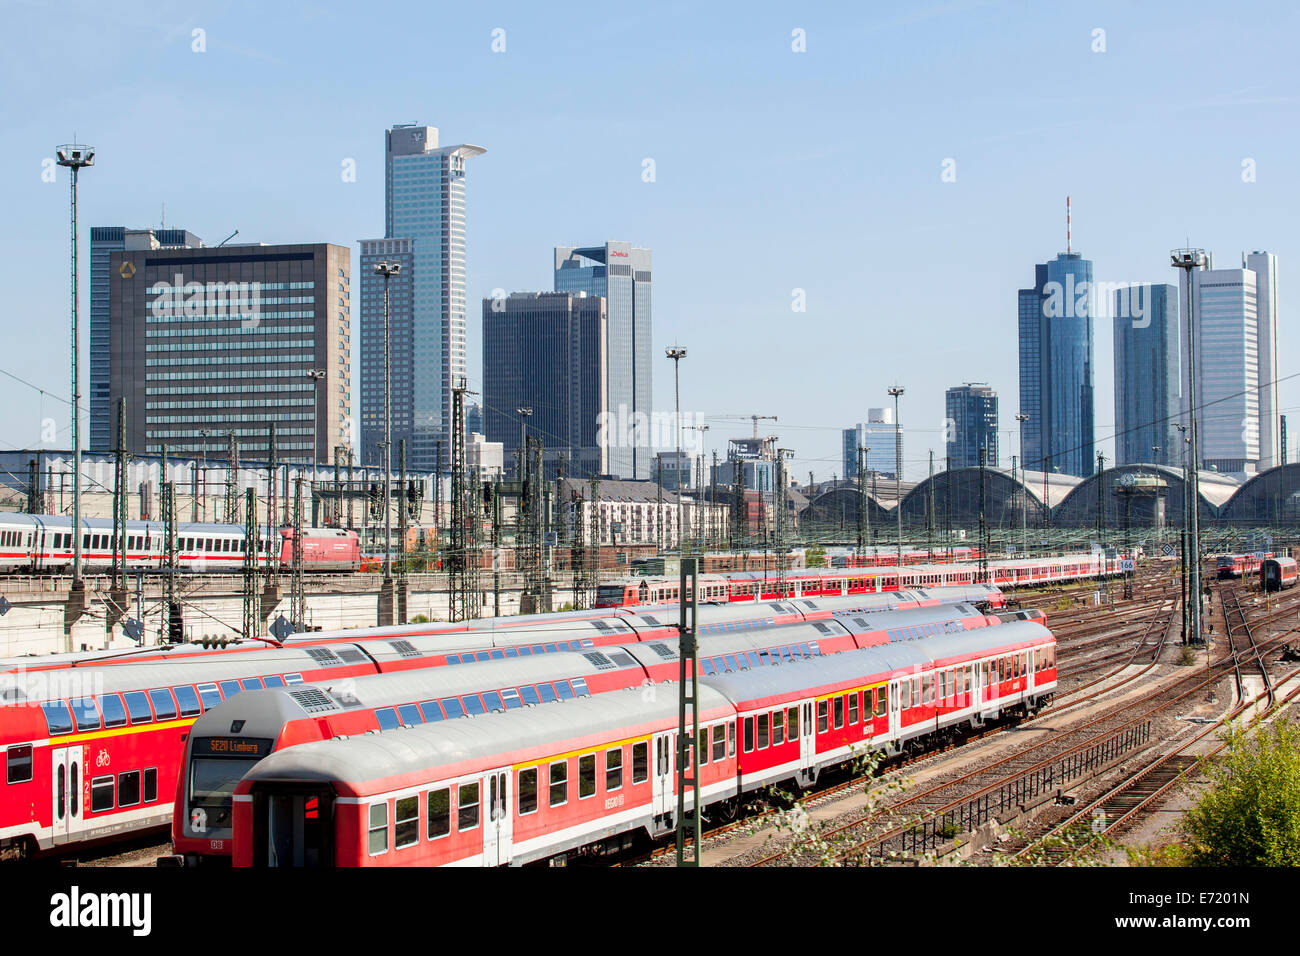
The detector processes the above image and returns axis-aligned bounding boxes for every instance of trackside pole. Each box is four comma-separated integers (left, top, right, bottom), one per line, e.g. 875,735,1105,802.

675,557,700,866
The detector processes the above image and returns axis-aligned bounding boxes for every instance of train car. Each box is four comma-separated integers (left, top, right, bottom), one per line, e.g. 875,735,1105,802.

1260,557,1298,592
230,620,1055,867
278,528,361,572
0,589,1007,858
596,553,1110,607
174,601,1034,863
1216,552,1273,580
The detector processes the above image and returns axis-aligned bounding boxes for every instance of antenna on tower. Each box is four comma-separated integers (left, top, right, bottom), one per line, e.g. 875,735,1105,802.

161,203,165,229
1067,195,1072,254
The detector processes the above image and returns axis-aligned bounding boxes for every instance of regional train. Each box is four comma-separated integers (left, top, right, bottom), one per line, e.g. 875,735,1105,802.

596,552,1122,607
1260,557,1298,592
0,513,360,574
0,586,1006,859
1215,552,1273,580
229,619,1057,866
173,602,1041,864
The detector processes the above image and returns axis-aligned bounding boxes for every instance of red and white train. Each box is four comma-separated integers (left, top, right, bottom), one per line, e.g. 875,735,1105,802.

0,512,359,574
0,586,1006,859
1215,552,1273,580
173,602,1040,864
230,619,1055,866
834,546,984,568
1260,557,1298,592
596,553,1119,607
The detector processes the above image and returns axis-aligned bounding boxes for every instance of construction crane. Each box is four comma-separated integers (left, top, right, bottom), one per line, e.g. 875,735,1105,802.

716,414,778,440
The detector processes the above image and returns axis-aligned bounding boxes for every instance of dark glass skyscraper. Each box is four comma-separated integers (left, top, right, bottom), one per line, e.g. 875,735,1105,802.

554,242,651,479
1018,251,1095,477
1113,283,1178,466
945,384,999,468
482,292,608,480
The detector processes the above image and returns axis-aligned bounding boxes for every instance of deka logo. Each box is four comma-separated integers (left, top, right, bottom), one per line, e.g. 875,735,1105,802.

49,886,152,937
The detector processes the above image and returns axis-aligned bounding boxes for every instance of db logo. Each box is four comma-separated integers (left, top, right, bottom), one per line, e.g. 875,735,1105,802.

95,749,110,768
191,808,208,833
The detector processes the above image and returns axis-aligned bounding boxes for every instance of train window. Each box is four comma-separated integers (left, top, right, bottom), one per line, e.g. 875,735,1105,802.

554,681,575,701
419,701,445,722
607,748,623,790
241,678,263,691
90,775,114,813
6,744,33,784
723,654,738,672
817,701,828,734
729,722,737,757
285,674,304,685
427,789,451,839
633,742,649,783
700,658,715,675
543,643,558,654
375,708,400,731
743,716,755,753
757,713,770,749
712,726,726,762
205,539,214,552
398,704,422,726
517,646,533,657
264,676,285,689
697,729,708,766
780,646,793,662
146,689,177,721
549,762,568,806
40,702,74,736
577,755,597,799
519,769,538,815
71,697,101,732
519,686,540,707
482,692,504,713
773,710,785,745
395,796,419,848
536,683,557,704
848,694,859,725
462,695,486,717
788,707,799,738
799,643,812,657
488,650,505,661
368,803,388,855
833,697,844,730
571,678,590,697
504,647,519,658
82,535,90,549
196,684,222,709
123,692,152,724
218,681,241,700
500,689,523,710
711,657,725,672
473,651,491,663
173,686,202,717
445,654,461,665
117,770,141,808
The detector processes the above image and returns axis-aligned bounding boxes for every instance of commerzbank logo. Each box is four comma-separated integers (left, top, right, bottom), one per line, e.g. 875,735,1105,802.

149,273,263,329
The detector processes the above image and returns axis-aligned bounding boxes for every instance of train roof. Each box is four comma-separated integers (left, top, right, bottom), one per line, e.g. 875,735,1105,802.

240,684,734,790
700,620,1053,705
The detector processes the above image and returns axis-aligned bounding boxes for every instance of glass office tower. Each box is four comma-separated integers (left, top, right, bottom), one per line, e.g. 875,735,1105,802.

1113,283,1179,467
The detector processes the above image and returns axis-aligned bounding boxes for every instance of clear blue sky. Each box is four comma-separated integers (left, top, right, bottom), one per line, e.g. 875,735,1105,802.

3,0,1298,481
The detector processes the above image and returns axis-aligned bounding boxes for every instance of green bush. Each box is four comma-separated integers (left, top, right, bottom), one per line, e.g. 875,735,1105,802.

806,546,826,569
410,614,430,624
1180,719,1300,866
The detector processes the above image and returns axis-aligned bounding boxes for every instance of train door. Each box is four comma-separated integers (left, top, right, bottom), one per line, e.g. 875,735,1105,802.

50,746,83,846
889,680,901,739
651,732,673,820
261,788,332,867
798,701,815,780
484,769,513,866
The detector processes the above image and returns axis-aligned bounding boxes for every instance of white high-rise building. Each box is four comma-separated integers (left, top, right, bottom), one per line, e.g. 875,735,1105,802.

1177,250,1279,477
360,125,486,474
843,408,902,480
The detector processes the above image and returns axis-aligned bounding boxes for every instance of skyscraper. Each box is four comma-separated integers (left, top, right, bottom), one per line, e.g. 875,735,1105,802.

945,384,999,468
1018,251,1095,477
554,242,652,479
360,125,485,474
1113,283,1179,466
843,409,900,479
482,292,608,479
90,226,202,449
107,242,351,462
1177,252,1278,475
